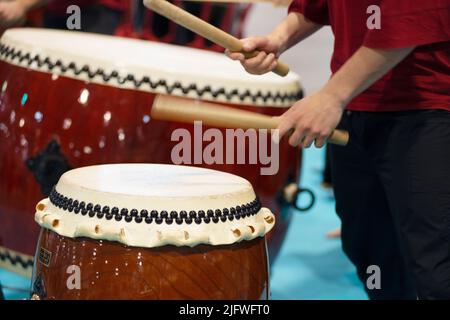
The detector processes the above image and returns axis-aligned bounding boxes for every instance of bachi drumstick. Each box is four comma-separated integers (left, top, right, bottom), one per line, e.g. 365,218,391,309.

143,0,290,77
151,95,349,146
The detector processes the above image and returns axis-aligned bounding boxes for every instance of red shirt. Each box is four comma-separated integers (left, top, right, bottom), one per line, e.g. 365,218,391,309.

289,0,450,112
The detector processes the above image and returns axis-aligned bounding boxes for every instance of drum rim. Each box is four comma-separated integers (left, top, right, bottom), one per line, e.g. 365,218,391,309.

35,197,275,248
48,186,263,226
0,28,303,107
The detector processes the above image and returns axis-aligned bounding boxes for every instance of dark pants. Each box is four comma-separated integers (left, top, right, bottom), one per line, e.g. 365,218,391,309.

331,109,450,300
44,5,122,35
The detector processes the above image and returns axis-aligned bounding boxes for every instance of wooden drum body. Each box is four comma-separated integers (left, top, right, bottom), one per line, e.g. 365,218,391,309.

0,29,303,276
31,164,273,300
33,230,268,300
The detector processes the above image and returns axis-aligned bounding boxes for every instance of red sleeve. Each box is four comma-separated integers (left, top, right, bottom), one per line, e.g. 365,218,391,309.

288,0,330,26
364,0,450,49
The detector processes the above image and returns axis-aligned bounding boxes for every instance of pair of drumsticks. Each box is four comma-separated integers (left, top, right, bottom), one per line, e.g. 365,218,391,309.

145,0,349,146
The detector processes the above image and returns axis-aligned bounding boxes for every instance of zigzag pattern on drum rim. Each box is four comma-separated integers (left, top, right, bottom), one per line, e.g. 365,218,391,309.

48,187,263,225
0,246,34,270
0,43,303,105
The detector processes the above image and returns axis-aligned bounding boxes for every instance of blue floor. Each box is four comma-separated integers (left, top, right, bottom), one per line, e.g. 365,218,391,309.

0,147,367,300
270,147,367,300
0,270,30,300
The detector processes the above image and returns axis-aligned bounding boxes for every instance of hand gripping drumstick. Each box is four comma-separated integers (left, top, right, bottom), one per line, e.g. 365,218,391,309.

152,95,349,146
143,0,290,77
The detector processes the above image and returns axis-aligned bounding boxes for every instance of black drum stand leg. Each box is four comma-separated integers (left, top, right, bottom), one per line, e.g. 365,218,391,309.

322,144,333,189
0,281,5,300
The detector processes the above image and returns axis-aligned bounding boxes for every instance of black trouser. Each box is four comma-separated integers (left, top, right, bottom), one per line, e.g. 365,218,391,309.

44,5,122,35
330,109,450,300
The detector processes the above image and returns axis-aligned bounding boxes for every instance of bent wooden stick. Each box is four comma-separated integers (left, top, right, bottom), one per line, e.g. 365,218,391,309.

152,95,349,146
143,0,290,77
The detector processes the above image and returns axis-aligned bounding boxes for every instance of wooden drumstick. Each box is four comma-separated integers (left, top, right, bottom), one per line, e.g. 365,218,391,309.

152,95,349,146
143,0,290,77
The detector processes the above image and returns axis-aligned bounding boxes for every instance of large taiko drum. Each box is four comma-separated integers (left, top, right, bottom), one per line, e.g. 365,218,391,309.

0,28,304,277
31,164,274,300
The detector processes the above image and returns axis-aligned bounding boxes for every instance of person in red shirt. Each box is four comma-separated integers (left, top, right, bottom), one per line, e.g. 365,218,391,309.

228,0,450,299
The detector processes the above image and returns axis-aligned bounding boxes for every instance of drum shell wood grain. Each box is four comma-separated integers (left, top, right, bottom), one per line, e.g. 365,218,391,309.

0,60,301,263
31,228,269,300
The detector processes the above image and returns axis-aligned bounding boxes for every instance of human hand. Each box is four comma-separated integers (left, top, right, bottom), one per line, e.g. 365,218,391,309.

0,0,27,28
278,90,346,148
225,35,284,75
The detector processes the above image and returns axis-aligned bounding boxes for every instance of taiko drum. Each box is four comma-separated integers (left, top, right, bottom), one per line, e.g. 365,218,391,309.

31,164,273,299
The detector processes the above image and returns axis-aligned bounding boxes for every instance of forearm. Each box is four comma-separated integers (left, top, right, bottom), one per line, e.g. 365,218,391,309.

269,12,322,54
322,46,415,107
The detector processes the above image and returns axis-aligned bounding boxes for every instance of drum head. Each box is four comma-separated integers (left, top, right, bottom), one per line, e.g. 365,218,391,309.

35,164,275,248
0,28,302,106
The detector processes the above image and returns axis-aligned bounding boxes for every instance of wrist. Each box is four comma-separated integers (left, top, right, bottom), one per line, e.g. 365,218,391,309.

267,30,289,55
320,85,350,111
